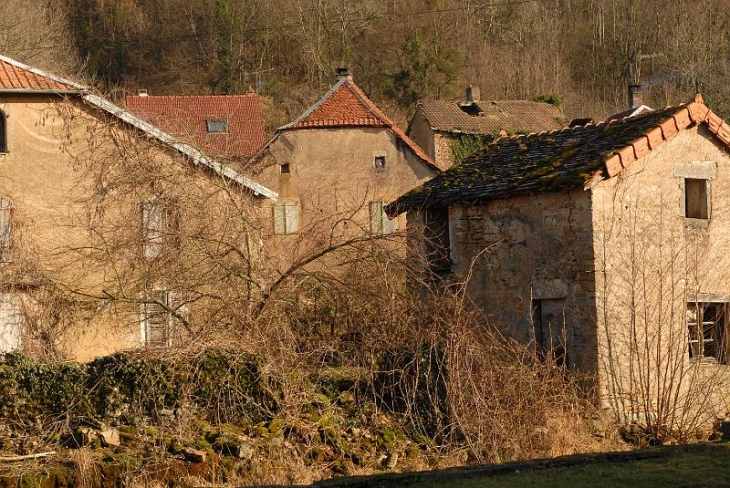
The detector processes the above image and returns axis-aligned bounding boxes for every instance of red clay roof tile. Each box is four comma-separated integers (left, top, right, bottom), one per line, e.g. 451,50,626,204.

0,56,82,91
125,94,267,159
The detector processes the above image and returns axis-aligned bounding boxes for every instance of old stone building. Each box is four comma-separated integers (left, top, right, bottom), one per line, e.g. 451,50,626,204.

250,69,441,261
0,55,276,360
389,95,730,423
407,87,567,169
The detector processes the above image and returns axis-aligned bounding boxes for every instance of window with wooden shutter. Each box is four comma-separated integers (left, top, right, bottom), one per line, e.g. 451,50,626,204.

274,202,300,235
142,197,180,259
0,198,12,262
370,201,396,235
141,290,171,347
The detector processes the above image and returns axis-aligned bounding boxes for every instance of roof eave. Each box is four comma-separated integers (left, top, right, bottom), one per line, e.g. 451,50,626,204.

0,88,86,95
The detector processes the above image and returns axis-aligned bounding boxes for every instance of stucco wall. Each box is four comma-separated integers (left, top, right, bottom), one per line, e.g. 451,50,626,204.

0,94,264,360
446,190,598,373
257,126,437,242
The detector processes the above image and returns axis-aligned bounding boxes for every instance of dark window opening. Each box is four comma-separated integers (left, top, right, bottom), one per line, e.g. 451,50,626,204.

687,302,727,363
685,178,708,219
206,119,228,133
423,208,451,277
0,111,6,153
374,155,387,170
280,163,290,174
458,102,483,116
532,298,567,367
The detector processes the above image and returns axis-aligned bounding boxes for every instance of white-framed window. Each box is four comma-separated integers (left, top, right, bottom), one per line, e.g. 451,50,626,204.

142,196,179,259
685,178,709,220
370,201,396,235
0,197,12,262
687,301,727,363
274,202,300,235
141,289,171,347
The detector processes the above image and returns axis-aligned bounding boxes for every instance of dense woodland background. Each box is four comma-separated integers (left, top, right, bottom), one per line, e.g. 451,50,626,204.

2,0,730,129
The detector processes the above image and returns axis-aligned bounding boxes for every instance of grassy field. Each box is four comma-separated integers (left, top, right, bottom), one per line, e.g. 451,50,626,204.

312,443,730,488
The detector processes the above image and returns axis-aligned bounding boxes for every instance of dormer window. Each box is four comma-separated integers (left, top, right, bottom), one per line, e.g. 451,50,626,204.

206,120,228,133
0,110,7,153
374,155,387,170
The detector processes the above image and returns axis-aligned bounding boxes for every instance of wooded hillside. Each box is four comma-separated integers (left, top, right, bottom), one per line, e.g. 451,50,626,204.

6,0,730,127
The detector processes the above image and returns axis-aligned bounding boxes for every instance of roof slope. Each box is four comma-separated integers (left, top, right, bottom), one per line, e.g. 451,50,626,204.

266,77,441,171
0,54,86,92
0,54,275,199
387,96,729,215
125,94,267,159
416,99,566,135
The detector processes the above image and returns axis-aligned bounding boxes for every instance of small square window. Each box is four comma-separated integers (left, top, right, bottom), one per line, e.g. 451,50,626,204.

685,178,708,219
280,163,290,174
687,301,727,363
374,156,387,170
206,120,228,133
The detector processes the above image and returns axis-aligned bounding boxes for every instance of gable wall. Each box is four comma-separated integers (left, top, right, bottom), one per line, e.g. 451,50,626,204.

591,126,730,420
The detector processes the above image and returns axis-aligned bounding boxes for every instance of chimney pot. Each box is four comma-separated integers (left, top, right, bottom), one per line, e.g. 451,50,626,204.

336,67,352,81
628,84,643,109
466,85,481,103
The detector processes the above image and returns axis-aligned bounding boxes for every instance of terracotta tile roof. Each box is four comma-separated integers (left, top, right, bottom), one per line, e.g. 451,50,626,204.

0,54,85,92
415,99,567,135
125,94,267,159
387,96,729,216
275,78,442,171
605,104,654,123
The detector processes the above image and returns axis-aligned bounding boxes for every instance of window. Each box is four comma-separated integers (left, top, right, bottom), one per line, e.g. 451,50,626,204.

206,119,228,133
531,298,567,367
685,178,709,220
370,201,396,235
687,301,727,363
141,290,171,347
142,197,179,260
374,155,387,170
280,163,290,174
0,110,6,153
0,197,12,262
274,202,300,235
0,293,22,352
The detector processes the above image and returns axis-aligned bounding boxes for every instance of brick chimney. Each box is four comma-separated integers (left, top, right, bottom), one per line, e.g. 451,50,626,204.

466,85,480,103
336,67,353,82
628,84,643,109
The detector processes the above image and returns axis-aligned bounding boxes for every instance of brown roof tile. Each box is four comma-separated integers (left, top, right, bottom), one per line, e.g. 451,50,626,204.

387,97,730,215
125,94,267,159
416,99,567,135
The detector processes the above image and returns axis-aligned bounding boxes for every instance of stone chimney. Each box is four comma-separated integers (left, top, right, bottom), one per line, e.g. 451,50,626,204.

336,67,353,82
628,84,643,109
466,85,481,103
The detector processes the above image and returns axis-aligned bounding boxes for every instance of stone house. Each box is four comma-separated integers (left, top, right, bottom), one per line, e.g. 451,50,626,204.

0,54,276,360
125,92,267,167
407,86,567,169
250,69,441,258
388,95,730,421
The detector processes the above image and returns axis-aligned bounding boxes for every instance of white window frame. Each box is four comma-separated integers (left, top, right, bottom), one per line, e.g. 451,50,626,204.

370,201,396,235
274,202,300,235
